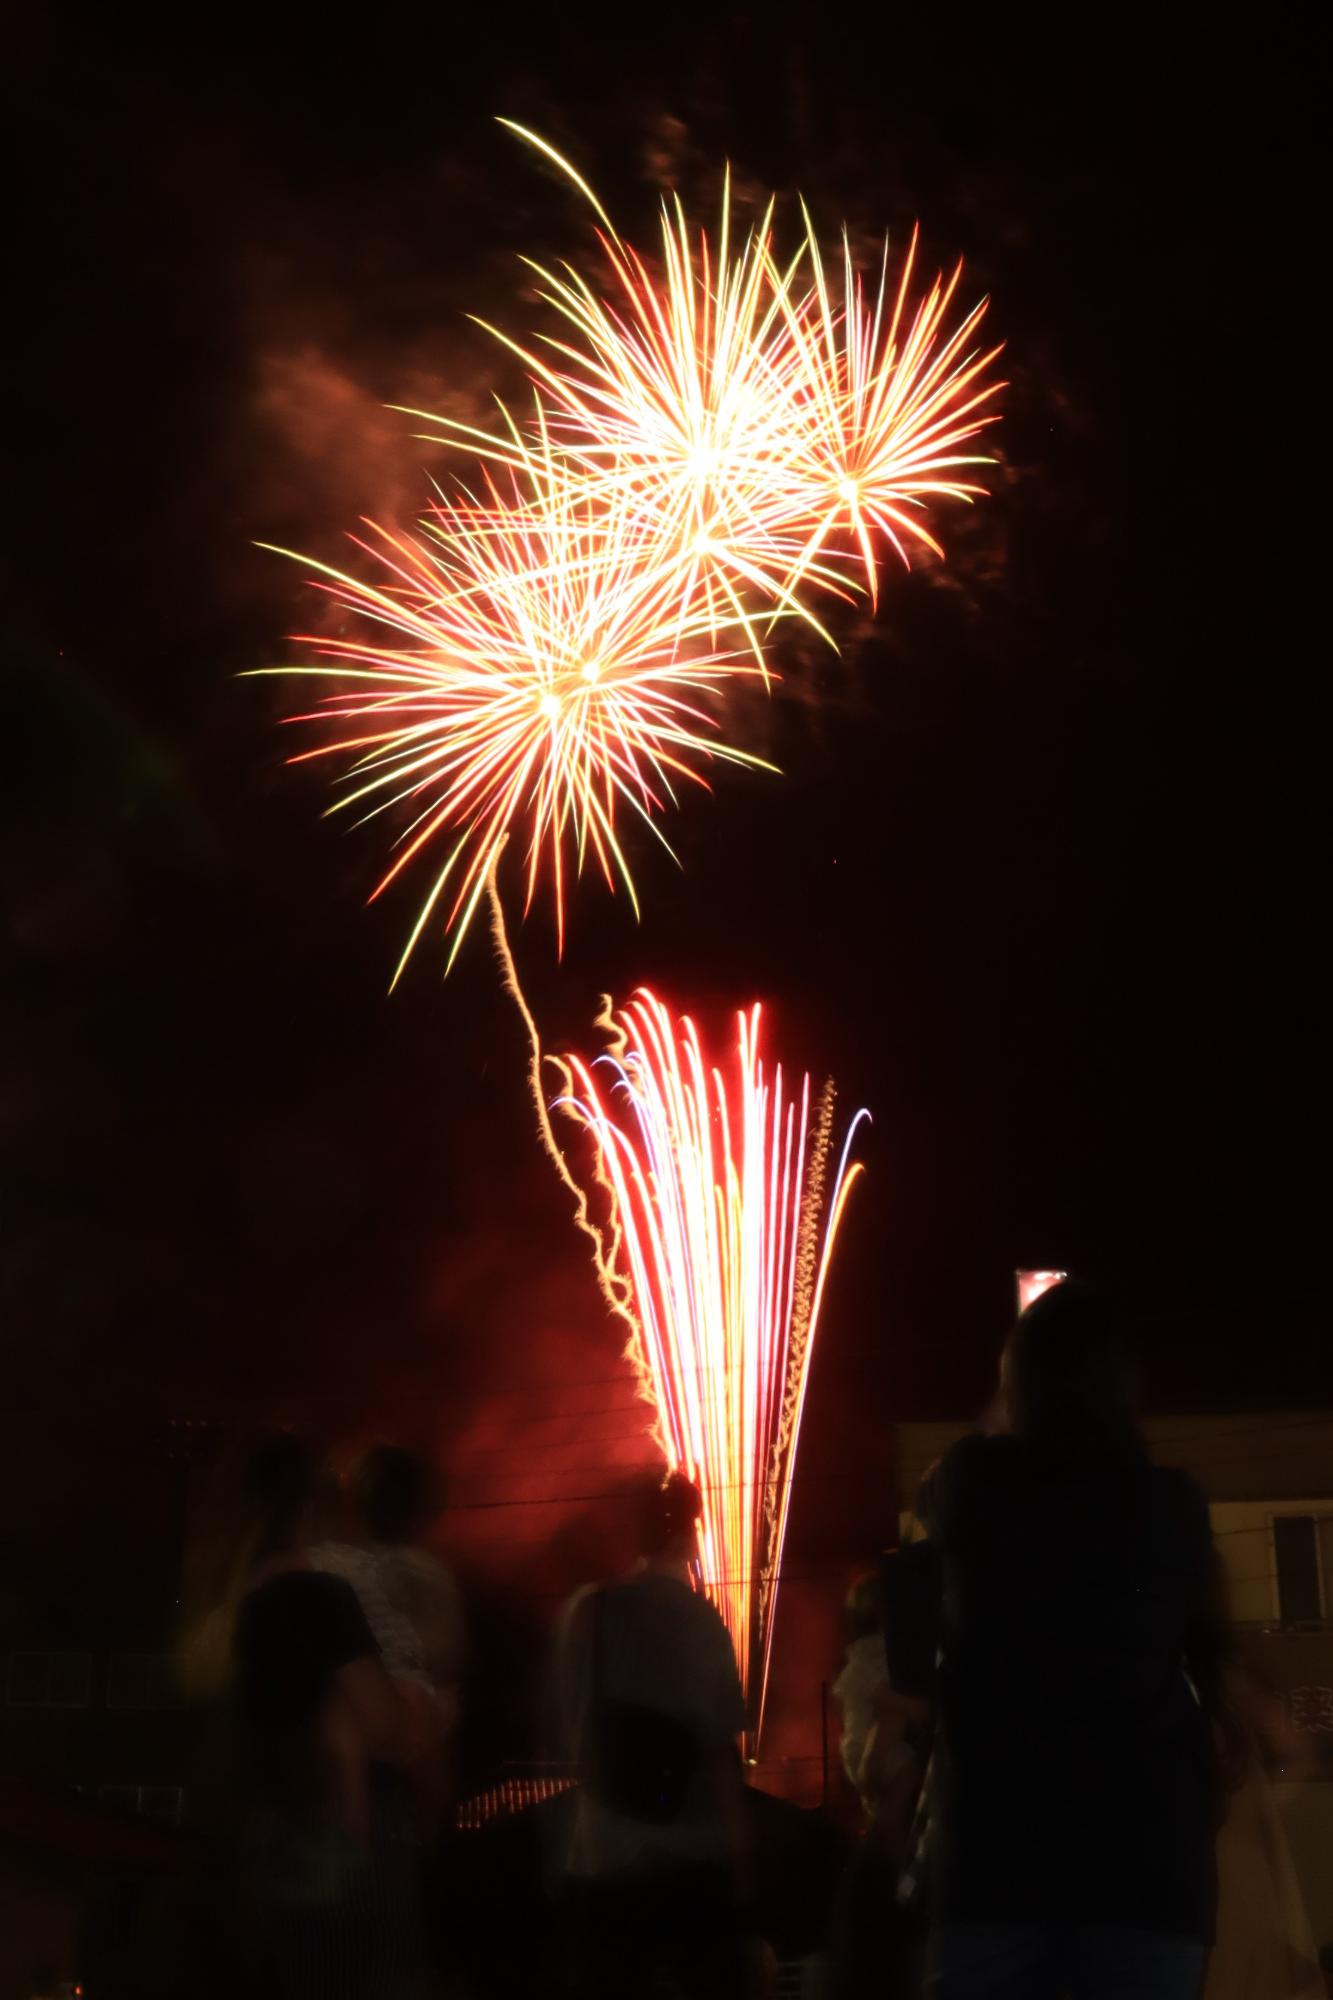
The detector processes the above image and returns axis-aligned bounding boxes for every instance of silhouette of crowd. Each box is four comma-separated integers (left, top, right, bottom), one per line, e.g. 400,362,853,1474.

115,1281,1322,1998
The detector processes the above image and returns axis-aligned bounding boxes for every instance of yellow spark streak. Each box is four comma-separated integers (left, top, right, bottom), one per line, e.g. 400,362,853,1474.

494,120,618,235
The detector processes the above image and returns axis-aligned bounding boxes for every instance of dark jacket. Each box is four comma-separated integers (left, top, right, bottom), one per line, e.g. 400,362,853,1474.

931,1433,1218,1936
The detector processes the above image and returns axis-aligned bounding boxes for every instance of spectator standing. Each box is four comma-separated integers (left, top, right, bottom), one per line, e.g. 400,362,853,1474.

927,1281,1223,1999
551,1470,761,1999
313,1444,465,1986
834,1571,925,1832
1205,1664,1322,1998
187,1433,431,2000
313,1447,464,1794
355,1446,465,1717
832,1571,931,1998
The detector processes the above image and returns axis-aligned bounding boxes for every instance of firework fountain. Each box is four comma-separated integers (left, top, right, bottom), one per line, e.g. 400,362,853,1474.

556,992,868,1737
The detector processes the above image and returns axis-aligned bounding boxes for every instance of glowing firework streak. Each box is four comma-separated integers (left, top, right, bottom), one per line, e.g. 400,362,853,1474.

252,435,774,980
557,989,868,1738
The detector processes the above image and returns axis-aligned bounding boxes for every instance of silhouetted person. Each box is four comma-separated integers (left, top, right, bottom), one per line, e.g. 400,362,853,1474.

926,1282,1222,1998
832,1571,930,1999
356,1445,464,1713
199,1434,430,1999
836,1571,926,1827
552,1470,758,1998
313,1444,465,1982
1205,1662,1322,1999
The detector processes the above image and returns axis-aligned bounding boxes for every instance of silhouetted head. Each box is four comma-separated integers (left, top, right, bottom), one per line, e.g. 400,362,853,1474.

844,1569,883,1645
637,1469,703,1561
356,1445,439,1545
178,1431,315,1702
242,1431,314,1562
1001,1280,1140,1456
913,1460,942,1540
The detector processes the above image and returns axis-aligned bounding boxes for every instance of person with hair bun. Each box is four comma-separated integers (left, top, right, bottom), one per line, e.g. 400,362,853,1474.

552,1468,759,1998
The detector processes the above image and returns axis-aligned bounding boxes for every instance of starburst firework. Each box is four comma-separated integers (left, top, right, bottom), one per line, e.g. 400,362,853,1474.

410,125,1002,630
255,439,771,980
774,216,1004,602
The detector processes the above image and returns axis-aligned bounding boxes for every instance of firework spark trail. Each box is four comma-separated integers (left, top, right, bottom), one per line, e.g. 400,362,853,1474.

252,431,776,980
759,1086,867,1719
558,989,868,1737
483,857,668,1438
756,1073,834,1702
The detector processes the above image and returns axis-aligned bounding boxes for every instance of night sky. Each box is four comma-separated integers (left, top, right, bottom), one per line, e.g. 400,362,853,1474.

4,8,1326,1630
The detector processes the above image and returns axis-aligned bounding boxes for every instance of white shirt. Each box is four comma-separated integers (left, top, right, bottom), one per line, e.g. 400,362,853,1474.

553,1567,747,1879
833,1632,891,1792
311,1540,463,1700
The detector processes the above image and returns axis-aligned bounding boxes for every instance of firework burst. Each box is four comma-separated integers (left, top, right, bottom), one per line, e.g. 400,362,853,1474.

410,160,848,664
255,128,1003,979
254,436,773,981
410,126,1002,633
774,217,1004,602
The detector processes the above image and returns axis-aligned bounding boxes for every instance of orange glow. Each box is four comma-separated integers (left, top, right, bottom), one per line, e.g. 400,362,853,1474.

1016,1268,1067,1314
558,990,868,1739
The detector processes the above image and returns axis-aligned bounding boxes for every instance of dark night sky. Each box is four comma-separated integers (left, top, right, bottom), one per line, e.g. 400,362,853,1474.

3,4,1328,1593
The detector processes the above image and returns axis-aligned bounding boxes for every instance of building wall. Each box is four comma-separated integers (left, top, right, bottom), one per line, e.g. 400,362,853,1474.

896,1412,1333,1523
1212,1499,1333,1627
0,1651,198,1831
1137,1413,1333,1507
1275,1779,1333,1948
